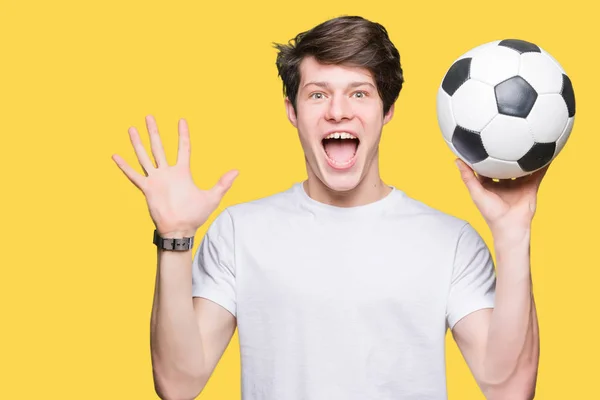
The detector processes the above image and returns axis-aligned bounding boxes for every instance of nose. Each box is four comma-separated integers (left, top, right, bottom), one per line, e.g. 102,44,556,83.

325,95,353,122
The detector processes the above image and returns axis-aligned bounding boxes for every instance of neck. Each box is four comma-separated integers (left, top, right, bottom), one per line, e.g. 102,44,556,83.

303,156,392,207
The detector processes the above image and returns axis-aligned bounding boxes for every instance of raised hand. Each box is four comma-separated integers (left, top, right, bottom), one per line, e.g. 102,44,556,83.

455,158,549,239
112,115,238,237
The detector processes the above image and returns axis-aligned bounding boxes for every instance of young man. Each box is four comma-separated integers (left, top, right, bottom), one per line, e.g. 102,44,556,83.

113,16,543,400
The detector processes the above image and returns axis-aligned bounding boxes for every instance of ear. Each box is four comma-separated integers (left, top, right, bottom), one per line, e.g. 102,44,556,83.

383,103,395,125
285,97,298,128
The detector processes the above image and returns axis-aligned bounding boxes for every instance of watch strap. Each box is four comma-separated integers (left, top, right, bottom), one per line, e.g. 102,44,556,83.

153,229,194,251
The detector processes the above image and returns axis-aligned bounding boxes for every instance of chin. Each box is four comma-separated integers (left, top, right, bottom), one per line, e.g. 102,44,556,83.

320,171,362,193
316,155,366,193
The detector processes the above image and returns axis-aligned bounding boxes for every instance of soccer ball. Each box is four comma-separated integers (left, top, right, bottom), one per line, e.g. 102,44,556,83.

436,39,576,179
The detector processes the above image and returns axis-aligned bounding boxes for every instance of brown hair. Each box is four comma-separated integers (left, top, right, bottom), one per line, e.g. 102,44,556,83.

273,16,404,115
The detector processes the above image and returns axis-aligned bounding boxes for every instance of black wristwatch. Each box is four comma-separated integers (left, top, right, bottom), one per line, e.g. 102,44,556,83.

153,229,195,251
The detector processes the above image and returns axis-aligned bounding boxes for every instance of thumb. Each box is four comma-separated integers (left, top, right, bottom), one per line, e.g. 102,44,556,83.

455,159,486,200
210,169,239,200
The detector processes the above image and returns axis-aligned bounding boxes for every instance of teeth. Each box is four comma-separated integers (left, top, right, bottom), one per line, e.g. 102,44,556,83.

324,132,357,140
330,158,354,166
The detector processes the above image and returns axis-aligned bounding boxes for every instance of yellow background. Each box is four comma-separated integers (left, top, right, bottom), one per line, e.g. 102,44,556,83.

1,0,598,398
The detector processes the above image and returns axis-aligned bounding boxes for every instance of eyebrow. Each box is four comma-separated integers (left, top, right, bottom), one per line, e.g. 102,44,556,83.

302,81,376,89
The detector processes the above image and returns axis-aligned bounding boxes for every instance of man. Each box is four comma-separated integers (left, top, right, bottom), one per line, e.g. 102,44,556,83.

112,15,542,400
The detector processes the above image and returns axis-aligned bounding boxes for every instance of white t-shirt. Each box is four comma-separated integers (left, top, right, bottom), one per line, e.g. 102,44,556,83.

192,182,496,400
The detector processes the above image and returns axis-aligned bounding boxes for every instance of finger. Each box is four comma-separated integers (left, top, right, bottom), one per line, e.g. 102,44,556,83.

533,164,550,186
128,126,155,175
210,169,240,201
177,118,191,168
455,159,487,199
145,115,169,168
521,164,550,194
112,153,145,190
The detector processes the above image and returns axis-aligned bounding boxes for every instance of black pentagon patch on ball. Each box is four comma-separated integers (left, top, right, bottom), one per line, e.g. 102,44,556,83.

495,76,538,118
452,126,488,163
498,39,541,54
561,74,576,117
518,142,556,172
442,58,471,96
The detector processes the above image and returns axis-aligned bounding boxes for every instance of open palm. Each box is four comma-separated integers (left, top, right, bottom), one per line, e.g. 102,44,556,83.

112,115,238,236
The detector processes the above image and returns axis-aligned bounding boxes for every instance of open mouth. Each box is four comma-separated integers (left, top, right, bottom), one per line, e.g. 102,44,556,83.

321,132,360,169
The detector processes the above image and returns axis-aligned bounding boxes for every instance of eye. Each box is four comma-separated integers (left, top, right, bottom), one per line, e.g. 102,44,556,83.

310,92,325,100
353,91,368,98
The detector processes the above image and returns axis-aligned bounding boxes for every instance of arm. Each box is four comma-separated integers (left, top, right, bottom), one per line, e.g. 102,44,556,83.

111,115,239,400
452,231,539,399
452,159,548,399
150,238,236,400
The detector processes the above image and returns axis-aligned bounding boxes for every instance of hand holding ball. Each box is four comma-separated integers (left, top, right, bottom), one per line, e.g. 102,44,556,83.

436,39,576,179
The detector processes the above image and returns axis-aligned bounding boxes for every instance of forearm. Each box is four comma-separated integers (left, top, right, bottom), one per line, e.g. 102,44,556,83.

484,230,539,398
151,245,206,399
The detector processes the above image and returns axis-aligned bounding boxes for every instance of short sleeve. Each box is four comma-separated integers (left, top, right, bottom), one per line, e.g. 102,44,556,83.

191,209,236,317
446,223,496,330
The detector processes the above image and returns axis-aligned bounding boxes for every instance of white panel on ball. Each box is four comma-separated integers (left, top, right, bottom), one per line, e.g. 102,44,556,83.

554,117,575,157
454,40,501,62
473,157,526,179
451,80,498,132
470,46,521,86
519,52,564,94
527,94,569,143
480,115,534,160
436,90,455,142
540,48,567,75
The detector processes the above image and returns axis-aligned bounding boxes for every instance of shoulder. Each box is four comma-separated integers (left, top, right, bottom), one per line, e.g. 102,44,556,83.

213,183,300,224
391,191,491,266
389,189,470,236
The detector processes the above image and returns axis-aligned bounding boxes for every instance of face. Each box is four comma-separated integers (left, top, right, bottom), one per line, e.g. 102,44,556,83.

285,56,394,193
